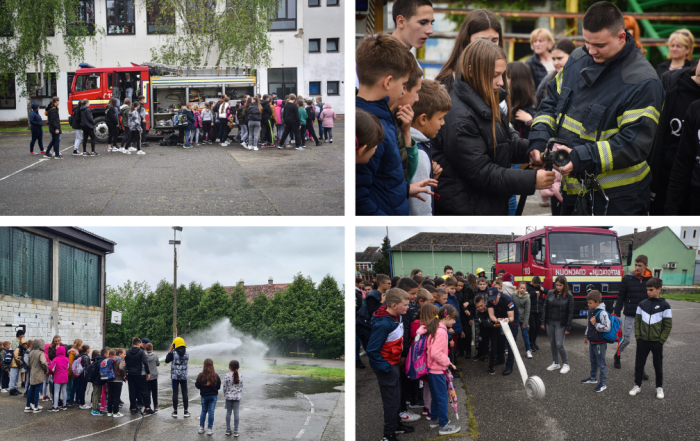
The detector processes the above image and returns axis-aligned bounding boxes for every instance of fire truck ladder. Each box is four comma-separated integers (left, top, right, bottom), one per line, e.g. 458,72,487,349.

141,62,250,77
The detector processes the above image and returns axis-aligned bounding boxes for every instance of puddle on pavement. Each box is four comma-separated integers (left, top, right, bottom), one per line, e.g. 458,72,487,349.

262,376,344,400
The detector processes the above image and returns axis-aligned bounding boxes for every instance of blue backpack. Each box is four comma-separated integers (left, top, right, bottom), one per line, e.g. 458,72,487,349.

2,349,13,366
594,310,623,345
99,357,116,381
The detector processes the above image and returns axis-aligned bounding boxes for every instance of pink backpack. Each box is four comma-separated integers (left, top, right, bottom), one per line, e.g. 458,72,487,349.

406,334,429,380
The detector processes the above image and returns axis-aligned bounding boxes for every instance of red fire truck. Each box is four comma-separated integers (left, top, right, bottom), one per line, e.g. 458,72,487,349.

495,227,633,318
67,62,255,143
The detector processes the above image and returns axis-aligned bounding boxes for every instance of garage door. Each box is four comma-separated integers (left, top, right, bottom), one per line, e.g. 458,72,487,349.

694,262,700,285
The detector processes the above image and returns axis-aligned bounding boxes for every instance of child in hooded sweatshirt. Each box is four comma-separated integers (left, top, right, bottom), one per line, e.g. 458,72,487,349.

582,290,611,393
416,305,460,436
192,106,202,146
319,102,336,143
274,100,284,143
144,343,160,410
165,337,190,418
29,102,44,154
47,346,70,411
107,348,126,418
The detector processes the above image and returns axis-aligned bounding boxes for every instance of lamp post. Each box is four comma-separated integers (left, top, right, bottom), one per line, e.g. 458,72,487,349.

170,227,182,340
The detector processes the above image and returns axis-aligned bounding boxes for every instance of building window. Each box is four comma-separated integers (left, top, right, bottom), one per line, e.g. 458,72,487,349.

327,0,338,5
147,0,175,34
0,0,12,36
327,38,339,52
271,0,296,31
59,243,100,307
309,81,320,95
309,0,319,5
0,76,16,109
106,0,135,35
67,0,95,35
0,228,52,301
268,68,297,98
327,81,339,95
309,38,320,53
26,73,57,108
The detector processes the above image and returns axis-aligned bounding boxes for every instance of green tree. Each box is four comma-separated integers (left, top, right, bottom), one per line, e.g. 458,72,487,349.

197,282,232,326
309,275,344,359
148,0,277,69
0,0,100,127
373,235,392,277
228,282,251,329
105,280,151,348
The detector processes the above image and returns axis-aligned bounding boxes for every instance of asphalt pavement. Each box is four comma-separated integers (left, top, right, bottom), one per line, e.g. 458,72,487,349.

356,300,700,441
0,122,344,216
0,360,345,440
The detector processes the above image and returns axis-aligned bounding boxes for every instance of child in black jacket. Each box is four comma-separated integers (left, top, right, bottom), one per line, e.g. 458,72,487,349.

305,100,322,146
278,94,301,149
472,295,492,362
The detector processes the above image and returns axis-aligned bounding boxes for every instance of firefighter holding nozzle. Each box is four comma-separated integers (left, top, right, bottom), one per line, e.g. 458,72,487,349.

527,1,664,215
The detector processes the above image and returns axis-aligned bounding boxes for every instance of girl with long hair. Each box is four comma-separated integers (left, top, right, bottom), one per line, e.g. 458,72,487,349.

416,305,460,435
223,360,243,436
105,97,120,152
432,39,555,215
246,96,263,151
195,358,221,435
435,9,503,91
44,96,62,159
66,339,82,406
507,61,537,139
541,275,574,374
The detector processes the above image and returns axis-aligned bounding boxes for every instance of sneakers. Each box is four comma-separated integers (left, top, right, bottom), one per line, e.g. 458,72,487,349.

408,402,423,409
128,147,137,152
581,378,597,384
107,147,113,152
316,141,323,146
113,412,124,418
54,155,63,159
594,384,607,393
24,406,33,413
489,367,495,375
421,407,430,416
33,407,42,413
252,147,258,151
395,422,415,434
172,410,178,418
657,387,664,399
233,432,239,437
439,424,461,435
0,389,7,393
79,404,91,410
30,152,37,155
277,144,283,149
73,150,81,156
295,146,305,150
547,362,562,371
154,405,159,411
123,150,132,154
145,408,155,415
399,411,420,422
183,410,191,418
225,430,232,436
107,413,113,417
472,354,481,362
329,139,333,143
380,436,398,441
629,385,642,396
92,410,103,416
119,147,126,153
61,406,67,411
502,367,513,376
90,151,99,156
137,150,145,155
429,418,448,429
40,150,46,154
198,427,205,434
526,350,533,359
48,407,60,412
560,364,570,374
207,429,213,436
241,142,247,149
43,154,52,159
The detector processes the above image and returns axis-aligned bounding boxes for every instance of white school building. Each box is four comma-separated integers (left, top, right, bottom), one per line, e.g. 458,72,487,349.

0,0,344,124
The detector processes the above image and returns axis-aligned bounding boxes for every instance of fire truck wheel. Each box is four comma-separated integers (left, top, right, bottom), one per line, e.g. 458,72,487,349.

93,116,110,144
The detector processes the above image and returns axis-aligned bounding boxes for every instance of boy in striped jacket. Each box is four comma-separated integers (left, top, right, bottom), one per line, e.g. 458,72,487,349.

629,277,672,399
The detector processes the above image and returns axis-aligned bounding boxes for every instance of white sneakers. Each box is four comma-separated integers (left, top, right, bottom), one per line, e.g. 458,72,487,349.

399,411,420,422
656,387,664,399
137,150,145,155
526,350,533,359
546,363,561,371
128,147,137,152
560,364,570,374
629,385,642,396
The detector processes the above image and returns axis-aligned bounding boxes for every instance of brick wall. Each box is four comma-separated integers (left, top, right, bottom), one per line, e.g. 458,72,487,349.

0,295,103,350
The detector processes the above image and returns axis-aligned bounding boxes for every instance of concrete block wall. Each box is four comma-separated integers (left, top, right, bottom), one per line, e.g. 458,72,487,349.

0,295,103,350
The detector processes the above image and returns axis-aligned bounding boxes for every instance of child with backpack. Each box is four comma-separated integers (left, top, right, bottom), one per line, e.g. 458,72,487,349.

415,305,461,436
106,348,126,418
582,290,612,393
201,103,213,144
144,343,160,410
409,301,438,420
223,360,243,437
67,339,82,406
73,345,91,409
192,105,203,146
88,348,108,415
47,346,70,411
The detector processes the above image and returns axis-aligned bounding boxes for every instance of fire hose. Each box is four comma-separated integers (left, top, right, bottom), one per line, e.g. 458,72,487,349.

499,320,546,399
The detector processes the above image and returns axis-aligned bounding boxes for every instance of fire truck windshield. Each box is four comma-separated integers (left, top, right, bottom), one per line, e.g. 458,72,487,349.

548,233,621,265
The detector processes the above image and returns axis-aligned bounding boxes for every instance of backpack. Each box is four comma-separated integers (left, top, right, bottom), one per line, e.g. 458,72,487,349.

594,310,623,345
178,112,189,126
71,355,87,378
405,333,429,380
3,349,13,366
85,359,103,384
100,357,117,381
172,113,179,126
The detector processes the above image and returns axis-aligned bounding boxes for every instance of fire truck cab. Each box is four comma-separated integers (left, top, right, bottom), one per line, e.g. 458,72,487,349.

495,227,633,318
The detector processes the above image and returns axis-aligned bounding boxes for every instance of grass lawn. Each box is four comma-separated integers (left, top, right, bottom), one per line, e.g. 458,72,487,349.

663,293,700,303
186,358,344,381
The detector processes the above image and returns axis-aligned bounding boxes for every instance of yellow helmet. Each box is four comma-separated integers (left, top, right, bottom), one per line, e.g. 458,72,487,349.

172,337,187,349
476,268,485,275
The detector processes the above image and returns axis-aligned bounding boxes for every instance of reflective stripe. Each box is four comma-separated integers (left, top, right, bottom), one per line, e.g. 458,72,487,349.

555,69,563,94
532,114,556,131
600,128,619,140
597,141,613,173
561,115,596,141
563,161,650,195
617,106,660,127
71,99,109,105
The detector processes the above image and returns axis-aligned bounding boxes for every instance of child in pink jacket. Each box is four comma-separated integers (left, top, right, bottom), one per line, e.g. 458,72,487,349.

416,305,460,435
318,102,336,143
47,346,70,411
274,100,284,143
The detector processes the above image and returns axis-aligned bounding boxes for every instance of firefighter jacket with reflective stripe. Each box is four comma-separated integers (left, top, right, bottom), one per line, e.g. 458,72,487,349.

528,33,664,197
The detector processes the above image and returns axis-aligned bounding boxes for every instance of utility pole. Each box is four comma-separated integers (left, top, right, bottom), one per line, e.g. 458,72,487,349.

170,227,183,340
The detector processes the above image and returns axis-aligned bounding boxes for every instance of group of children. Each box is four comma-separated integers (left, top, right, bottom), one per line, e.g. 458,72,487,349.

360,262,673,440
1,334,245,437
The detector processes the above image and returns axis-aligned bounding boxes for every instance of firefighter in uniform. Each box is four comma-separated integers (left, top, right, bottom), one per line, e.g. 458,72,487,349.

527,1,664,215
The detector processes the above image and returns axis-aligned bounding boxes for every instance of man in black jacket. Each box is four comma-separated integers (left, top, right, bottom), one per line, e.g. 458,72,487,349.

614,255,652,376
526,276,547,351
124,337,154,415
278,94,301,149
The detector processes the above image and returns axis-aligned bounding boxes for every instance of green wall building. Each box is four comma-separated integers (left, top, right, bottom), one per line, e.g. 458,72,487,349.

619,227,696,286
390,232,515,278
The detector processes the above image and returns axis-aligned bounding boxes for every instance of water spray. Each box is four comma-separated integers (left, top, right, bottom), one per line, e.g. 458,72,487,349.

500,319,546,399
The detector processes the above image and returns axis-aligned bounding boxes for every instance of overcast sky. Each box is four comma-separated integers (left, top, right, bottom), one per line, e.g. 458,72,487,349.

83,227,344,290
356,224,686,251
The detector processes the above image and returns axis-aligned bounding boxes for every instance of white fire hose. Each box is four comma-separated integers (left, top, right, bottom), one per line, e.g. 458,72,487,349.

499,319,546,399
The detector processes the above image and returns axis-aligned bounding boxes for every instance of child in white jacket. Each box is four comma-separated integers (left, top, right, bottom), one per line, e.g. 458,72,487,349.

223,360,243,436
